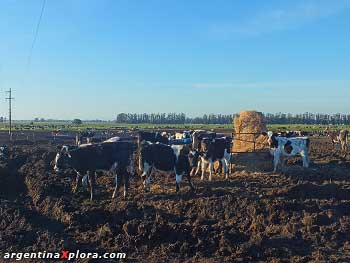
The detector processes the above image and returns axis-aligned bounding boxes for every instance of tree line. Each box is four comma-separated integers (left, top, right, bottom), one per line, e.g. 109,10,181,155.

115,113,233,124
115,112,350,125
265,112,350,125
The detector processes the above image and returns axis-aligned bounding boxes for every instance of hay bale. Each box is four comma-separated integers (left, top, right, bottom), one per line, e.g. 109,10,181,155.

233,110,268,152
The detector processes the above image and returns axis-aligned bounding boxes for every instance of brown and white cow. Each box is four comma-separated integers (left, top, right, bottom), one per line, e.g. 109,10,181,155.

325,129,349,151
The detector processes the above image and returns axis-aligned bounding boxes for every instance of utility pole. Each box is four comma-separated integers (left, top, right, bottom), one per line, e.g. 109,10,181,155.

6,89,14,140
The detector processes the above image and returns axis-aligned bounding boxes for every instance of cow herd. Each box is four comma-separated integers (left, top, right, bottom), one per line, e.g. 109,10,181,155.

52,128,349,201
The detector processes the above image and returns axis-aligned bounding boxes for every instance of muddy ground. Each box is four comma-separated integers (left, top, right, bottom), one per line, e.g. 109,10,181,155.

1,133,350,262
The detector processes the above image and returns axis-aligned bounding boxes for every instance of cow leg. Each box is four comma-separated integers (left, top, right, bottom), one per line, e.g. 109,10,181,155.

273,152,280,173
190,167,196,177
112,172,119,199
341,141,347,152
73,171,83,193
175,172,183,193
208,161,214,181
123,172,130,198
88,170,96,201
200,159,207,181
222,158,228,180
216,160,223,175
300,151,309,168
141,162,152,192
195,158,202,176
280,157,286,171
186,173,195,192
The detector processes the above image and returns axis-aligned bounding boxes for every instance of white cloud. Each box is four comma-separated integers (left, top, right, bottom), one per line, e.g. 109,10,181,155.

209,0,350,38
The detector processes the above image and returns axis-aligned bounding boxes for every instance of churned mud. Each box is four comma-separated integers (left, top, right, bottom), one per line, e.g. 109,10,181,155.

1,136,350,262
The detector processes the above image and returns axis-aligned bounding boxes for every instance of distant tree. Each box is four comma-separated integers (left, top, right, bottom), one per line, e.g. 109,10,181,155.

34,117,39,122
72,119,83,125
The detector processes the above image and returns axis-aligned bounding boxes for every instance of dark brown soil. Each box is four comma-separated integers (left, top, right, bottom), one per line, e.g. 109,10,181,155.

1,133,350,262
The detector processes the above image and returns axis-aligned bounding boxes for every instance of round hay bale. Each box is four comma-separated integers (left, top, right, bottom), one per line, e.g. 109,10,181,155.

233,110,268,152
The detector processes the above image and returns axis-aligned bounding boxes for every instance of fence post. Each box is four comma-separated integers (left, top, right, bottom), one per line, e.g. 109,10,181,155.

253,134,256,152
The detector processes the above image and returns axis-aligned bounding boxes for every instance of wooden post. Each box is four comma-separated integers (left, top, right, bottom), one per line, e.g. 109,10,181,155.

6,89,14,141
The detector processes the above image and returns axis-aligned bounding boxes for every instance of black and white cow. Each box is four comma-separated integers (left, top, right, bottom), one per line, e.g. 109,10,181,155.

278,131,309,138
138,131,169,145
192,130,216,151
267,131,310,172
175,131,192,140
75,130,96,146
53,141,135,200
193,137,231,181
138,142,195,193
86,137,105,144
0,145,9,160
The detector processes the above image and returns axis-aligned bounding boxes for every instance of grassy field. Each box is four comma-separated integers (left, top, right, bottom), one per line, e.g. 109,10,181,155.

0,121,350,132
0,122,232,131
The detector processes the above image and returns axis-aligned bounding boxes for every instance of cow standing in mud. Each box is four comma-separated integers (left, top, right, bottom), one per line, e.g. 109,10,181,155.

191,130,231,180
194,137,231,181
267,131,310,172
325,129,349,152
138,131,169,145
53,142,135,200
138,142,195,193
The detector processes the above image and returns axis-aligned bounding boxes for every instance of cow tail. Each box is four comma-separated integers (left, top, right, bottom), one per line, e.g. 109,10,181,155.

138,152,143,172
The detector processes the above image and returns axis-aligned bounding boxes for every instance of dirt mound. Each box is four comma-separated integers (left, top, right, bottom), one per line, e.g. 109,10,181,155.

0,147,30,200
284,183,350,200
0,200,66,253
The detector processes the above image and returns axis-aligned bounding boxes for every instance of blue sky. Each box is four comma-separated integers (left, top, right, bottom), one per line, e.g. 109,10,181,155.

1,0,350,119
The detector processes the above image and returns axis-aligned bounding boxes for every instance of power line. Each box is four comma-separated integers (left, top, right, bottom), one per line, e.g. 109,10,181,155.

5,89,14,140
27,0,46,70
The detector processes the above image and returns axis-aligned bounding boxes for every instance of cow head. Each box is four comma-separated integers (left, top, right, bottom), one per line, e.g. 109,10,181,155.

267,131,279,149
53,145,72,172
200,137,213,153
283,141,293,154
191,130,205,151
